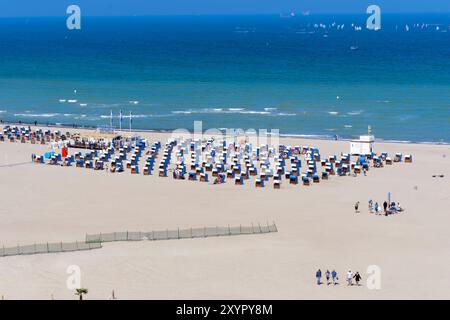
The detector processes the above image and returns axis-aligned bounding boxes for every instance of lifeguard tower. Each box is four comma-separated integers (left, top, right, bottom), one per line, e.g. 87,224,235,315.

350,126,375,156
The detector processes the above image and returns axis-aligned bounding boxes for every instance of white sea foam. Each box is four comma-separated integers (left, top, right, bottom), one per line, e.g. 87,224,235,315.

73,114,89,120
14,113,59,118
99,114,135,119
328,111,339,115
126,114,149,119
100,114,172,119
347,110,364,116
149,114,176,118
276,113,296,116
240,110,271,115
79,103,88,107
171,108,290,116
67,100,78,103
172,110,192,114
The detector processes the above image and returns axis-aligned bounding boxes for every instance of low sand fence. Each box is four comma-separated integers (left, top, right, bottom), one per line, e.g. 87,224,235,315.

0,241,102,257
86,222,278,243
0,223,277,258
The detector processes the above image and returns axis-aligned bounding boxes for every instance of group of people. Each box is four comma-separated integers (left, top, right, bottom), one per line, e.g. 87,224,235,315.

315,269,362,286
354,200,404,215
368,199,404,215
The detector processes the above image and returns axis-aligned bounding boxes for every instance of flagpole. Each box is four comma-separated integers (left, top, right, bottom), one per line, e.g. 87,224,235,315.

119,110,122,132
110,110,113,132
129,111,132,135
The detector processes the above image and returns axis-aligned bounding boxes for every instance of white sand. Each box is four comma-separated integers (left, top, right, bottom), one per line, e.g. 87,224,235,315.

0,128,449,299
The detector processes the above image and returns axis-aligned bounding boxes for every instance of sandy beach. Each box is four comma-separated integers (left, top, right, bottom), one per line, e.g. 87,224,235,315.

0,126,449,300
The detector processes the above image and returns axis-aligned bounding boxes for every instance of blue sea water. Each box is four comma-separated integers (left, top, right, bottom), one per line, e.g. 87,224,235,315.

0,14,449,142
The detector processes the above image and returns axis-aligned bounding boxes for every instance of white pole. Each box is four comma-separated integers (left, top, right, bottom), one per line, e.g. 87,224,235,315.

129,111,132,135
119,110,122,132
110,110,113,132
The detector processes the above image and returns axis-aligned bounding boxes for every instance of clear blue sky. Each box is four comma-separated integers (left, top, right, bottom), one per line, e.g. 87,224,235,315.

0,0,449,17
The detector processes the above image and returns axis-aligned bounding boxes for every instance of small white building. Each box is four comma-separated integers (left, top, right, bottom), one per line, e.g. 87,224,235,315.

350,135,375,155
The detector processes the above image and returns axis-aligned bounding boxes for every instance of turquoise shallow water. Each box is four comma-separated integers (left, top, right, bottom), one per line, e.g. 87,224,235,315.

0,14,449,142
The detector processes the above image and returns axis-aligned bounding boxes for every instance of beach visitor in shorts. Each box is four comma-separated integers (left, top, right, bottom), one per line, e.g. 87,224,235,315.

354,201,360,213
375,202,380,214
316,269,322,285
347,270,353,286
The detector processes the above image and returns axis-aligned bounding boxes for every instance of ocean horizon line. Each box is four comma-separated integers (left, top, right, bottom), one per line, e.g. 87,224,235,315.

2,12,450,19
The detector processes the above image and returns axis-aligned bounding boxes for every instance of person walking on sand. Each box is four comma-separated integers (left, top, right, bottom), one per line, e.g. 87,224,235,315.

368,199,373,213
347,270,353,286
384,200,389,216
331,270,338,285
325,270,331,285
316,269,322,285
354,201,360,213
375,202,380,214
353,272,362,286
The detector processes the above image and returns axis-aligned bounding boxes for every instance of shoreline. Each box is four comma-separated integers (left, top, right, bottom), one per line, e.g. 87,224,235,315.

1,119,449,147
